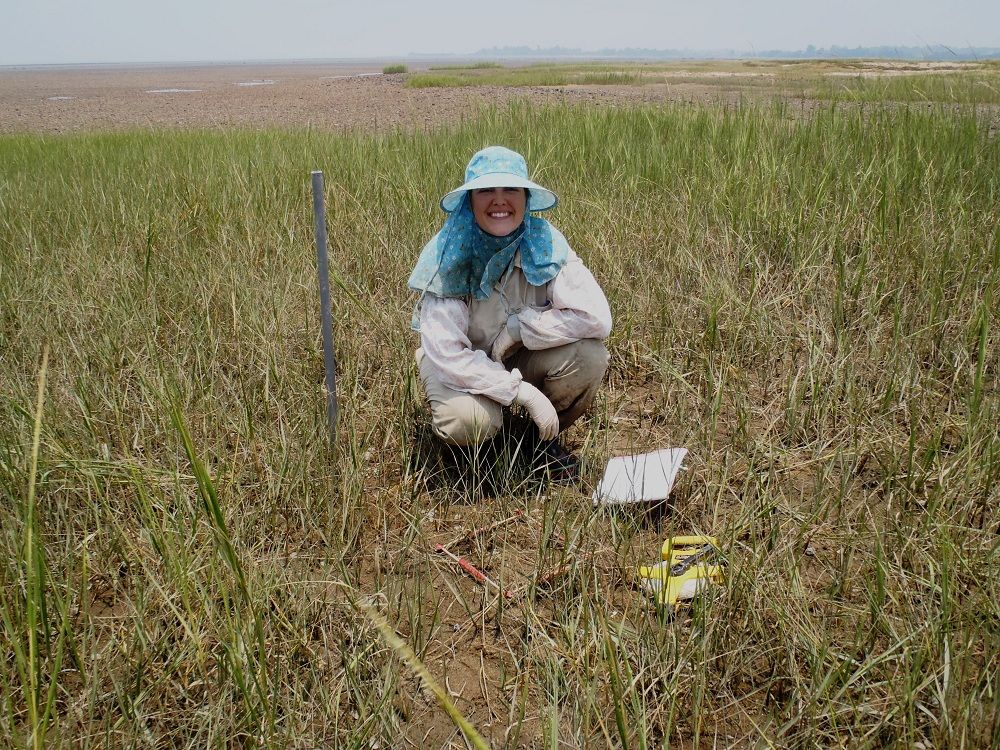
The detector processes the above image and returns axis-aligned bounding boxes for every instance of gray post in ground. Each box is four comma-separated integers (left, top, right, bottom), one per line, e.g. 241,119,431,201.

311,170,338,443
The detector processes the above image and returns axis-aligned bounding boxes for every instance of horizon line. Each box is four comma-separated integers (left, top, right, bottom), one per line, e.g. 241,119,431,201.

3,43,1000,69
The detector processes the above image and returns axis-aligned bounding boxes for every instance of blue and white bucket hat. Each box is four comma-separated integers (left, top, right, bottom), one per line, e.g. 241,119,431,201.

440,146,558,213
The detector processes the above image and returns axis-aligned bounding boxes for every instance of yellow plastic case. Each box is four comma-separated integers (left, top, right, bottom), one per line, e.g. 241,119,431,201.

637,535,724,608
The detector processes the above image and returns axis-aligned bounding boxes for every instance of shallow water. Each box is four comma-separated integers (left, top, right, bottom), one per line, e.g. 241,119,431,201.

319,72,381,80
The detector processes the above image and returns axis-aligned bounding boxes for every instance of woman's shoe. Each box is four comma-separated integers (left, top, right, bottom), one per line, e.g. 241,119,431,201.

534,439,580,483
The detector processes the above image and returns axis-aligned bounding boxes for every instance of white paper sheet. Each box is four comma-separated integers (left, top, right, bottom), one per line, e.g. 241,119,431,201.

592,448,688,506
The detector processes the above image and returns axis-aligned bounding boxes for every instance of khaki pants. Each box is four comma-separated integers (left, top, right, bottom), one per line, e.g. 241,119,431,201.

417,340,610,446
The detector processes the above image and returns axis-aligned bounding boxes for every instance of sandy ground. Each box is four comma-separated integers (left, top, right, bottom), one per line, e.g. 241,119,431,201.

0,61,746,134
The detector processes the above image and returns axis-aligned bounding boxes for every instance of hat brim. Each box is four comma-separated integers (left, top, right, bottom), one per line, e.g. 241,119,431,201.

440,173,557,213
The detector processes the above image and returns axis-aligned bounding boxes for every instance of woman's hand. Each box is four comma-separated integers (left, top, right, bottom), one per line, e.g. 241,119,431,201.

491,314,523,362
513,381,559,440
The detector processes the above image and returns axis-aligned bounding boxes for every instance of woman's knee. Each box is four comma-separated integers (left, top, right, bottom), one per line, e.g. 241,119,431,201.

536,339,609,419
569,339,610,381
430,395,503,446
546,339,610,387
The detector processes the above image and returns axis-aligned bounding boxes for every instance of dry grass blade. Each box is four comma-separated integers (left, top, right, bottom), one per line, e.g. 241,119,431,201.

359,600,492,750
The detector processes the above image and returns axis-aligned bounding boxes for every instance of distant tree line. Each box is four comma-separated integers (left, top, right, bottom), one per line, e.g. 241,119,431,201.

443,44,1000,61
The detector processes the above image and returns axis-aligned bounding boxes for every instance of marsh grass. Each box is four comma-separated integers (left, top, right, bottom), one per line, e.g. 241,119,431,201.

408,63,677,88
405,59,1000,107
816,71,1000,105
408,69,575,88
1,100,998,746
428,62,504,71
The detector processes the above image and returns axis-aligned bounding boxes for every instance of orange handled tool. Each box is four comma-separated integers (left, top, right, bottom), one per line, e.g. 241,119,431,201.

435,544,493,587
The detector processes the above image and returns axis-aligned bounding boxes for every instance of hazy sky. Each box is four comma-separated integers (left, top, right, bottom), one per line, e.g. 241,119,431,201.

3,0,998,65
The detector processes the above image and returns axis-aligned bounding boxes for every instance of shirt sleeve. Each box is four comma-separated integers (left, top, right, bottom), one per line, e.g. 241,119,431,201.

419,294,522,405
516,250,613,350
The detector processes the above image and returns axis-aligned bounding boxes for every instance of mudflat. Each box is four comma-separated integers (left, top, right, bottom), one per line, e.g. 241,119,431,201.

1,62,477,133
0,61,739,134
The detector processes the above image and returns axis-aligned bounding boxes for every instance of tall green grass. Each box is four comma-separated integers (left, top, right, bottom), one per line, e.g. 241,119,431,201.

1,100,997,746
816,71,1000,104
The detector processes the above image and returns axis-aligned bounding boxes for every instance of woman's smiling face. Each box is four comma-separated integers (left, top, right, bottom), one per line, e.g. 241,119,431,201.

470,187,527,237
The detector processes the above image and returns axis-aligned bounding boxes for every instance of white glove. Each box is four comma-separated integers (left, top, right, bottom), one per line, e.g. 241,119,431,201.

513,380,559,440
491,315,523,363
491,328,520,362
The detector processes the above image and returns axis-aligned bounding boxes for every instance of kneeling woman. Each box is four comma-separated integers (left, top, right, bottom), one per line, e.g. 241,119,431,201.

408,146,612,469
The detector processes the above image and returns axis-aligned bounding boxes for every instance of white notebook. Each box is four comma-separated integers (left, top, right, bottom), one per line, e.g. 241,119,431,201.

592,448,688,505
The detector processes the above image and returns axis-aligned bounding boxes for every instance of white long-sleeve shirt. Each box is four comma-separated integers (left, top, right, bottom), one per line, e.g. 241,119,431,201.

419,248,611,404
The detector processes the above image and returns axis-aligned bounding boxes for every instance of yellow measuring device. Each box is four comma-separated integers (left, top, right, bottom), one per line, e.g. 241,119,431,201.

636,535,724,608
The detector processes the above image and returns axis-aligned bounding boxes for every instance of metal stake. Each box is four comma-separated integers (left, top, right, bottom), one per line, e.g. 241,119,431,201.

311,171,338,443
